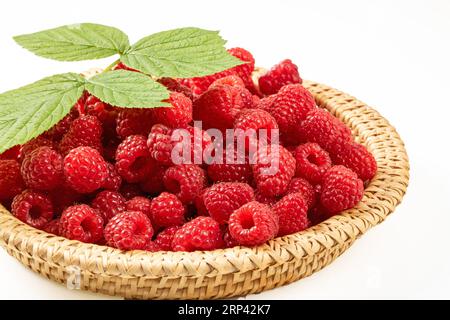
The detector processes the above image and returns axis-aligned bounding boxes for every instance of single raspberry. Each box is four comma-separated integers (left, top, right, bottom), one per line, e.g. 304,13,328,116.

63,146,108,194
207,150,253,184
0,145,20,160
258,59,302,95
294,143,332,185
234,108,279,149
273,192,309,236
320,165,364,214
300,108,352,152
163,164,206,204
59,115,103,156
152,92,193,128
209,75,254,110
154,226,181,251
91,190,127,223
330,142,377,181
0,160,24,202
150,192,185,227
286,177,316,208
223,228,239,248
42,219,61,235
59,204,104,243
157,77,194,100
19,136,57,161
172,216,224,251
227,47,255,82
256,94,277,111
254,191,279,206
102,162,122,191
210,75,245,89
126,196,152,220
104,211,154,251
115,135,155,183
116,108,154,139
203,182,254,224
194,190,208,216
120,183,144,200
11,190,53,228
228,201,278,246
146,124,175,166
44,107,79,141
260,84,315,145
20,146,64,191
139,165,166,195
251,145,296,197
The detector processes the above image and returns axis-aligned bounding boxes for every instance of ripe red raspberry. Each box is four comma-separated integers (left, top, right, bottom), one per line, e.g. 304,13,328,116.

260,84,315,145
0,160,24,202
258,59,302,95
102,162,122,191
64,146,108,194
254,191,279,207
104,211,154,250
116,108,154,139
144,241,161,252
251,145,296,197
294,143,332,185
152,92,193,128
146,124,175,166
11,190,53,228
172,216,224,251
20,136,57,161
126,196,152,220
120,183,144,200
0,145,21,161
91,190,127,222
330,142,377,181
115,135,155,183
157,78,194,100
20,146,64,191
150,192,185,227
228,201,278,246
234,108,279,146
207,150,253,184
139,165,165,195
59,115,103,156
286,177,316,208
44,107,78,141
210,75,245,89
227,47,255,82
42,219,60,235
273,192,309,236
203,182,254,224
256,94,277,111
154,226,181,251
301,108,352,152
320,165,364,214
163,164,206,204
59,204,104,243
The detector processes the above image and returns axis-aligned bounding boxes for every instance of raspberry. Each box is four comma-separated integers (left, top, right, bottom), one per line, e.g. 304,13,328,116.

64,146,108,194
157,78,194,100
0,160,24,202
102,162,122,191
258,59,302,95
20,136,57,161
286,177,316,208
146,124,175,165
301,108,352,152
260,84,315,145
172,216,224,251
91,190,127,222
294,143,332,184
104,211,154,250
154,226,181,251
20,146,64,191
43,219,61,235
254,191,279,206
203,182,254,224
59,115,103,156
59,204,104,243
210,75,245,89
320,165,364,214
228,201,278,246
273,192,309,236
139,165,166,195
227,48,255,83
126,196,152,220
115,135,155,183
163,164,206,204
251,145,296,197
330,142,377,181
0,145,20,160
116,108,154,139
234,108,279,146
152,92,193,128
150,192,185,227
256,94,277,111
207,150,253,184
44,107,79,140
144,241,161,252
120,183,144,200
11,190,53,228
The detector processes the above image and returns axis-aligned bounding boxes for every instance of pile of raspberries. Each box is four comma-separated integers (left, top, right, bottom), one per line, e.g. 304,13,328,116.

0,48,377,252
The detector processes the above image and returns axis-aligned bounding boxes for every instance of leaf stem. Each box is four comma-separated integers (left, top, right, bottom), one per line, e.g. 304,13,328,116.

103,59,120,73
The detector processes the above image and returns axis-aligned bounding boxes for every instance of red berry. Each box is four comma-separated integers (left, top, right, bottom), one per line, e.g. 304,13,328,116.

139,165,166,195
20,146,64,191
91,190,127,223
0,160,24,202
273,192,309,236
294,143,332,184
258,59,302,95
320,165,364,214
154,226,181,251
59,204,104,243
64,146,108,194
207,150,253,184
126,196,152,220
203,182,254,224
210,75,245,89
286,177,316,208
11,190,53,228
152,92,193,128
228,201,278,246
330,142,377,181
20,136,57,161
172,216,224,251
157,78,194,100
0,145,20,160
234,108,279,146
163,164,206,204
43,219,61,235
102,162,122,191
254,191,279,207
104,211,154,250
150,192,185,227
144,241,161,252
59,115,103,156
146,124,173,165
116,108,154,139
227,47,255,83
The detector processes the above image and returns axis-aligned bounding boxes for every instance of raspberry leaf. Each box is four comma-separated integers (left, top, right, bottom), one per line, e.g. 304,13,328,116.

14,23,130,61
0,73,85,153
120,27,244,78
84,70,170,108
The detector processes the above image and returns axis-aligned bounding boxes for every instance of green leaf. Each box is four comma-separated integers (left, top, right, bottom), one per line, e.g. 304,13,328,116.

84,70,170,108
0,73,85,153
14,23,130,61
121,27,244,78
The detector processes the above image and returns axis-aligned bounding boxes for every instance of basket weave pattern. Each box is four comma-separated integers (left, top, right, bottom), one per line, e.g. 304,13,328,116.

0,81,410,299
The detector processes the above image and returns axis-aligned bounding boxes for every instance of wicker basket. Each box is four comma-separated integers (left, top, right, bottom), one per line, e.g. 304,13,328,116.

0,80,409,299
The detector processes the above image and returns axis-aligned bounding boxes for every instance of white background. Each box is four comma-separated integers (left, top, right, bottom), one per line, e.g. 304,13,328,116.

0,0,449,299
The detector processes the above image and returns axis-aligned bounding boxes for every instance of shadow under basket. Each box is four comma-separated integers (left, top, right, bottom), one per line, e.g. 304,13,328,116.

0,81,410,299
